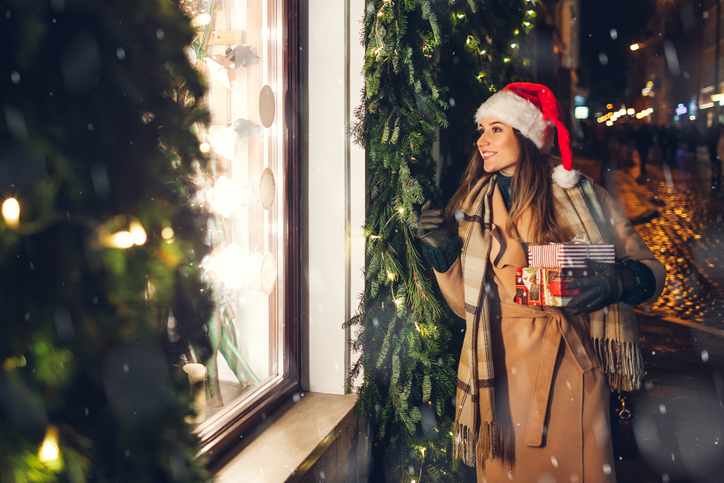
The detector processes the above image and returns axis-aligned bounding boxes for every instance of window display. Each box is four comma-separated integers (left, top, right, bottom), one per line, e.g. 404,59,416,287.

179,0,295,454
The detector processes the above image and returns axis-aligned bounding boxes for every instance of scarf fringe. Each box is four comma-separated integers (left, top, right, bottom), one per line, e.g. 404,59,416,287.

454,422,498,467
453,422,477,467
593,337,644,392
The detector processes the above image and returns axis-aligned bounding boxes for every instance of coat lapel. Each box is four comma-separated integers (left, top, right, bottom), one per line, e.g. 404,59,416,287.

489,183,528,270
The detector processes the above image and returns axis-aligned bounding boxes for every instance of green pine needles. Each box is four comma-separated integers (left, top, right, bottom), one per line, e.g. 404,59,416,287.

0,1,212,481
348,0,535,481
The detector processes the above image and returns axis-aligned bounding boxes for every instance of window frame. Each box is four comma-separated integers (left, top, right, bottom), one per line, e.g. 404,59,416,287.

195,0,301,466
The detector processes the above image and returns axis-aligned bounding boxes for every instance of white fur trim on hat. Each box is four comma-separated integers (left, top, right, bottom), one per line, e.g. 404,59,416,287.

474,90,555,153
552,164,580,189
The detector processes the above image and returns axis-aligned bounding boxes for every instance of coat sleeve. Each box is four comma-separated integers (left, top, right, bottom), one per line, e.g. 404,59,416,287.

433,258,466,319
593,183,666,303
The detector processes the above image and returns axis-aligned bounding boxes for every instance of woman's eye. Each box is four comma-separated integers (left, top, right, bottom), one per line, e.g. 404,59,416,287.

493,127,501,133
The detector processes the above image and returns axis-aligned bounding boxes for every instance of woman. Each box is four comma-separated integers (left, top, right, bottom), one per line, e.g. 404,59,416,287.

418,83,666,482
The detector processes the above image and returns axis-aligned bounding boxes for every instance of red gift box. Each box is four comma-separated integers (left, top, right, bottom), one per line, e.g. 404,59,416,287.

528,243,615,268
515,267,592,307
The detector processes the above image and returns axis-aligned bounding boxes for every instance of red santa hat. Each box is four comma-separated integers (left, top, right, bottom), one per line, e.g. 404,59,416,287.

474,82,579,188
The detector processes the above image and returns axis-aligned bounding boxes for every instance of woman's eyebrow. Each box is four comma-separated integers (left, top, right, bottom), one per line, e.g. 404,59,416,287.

479,121,504,129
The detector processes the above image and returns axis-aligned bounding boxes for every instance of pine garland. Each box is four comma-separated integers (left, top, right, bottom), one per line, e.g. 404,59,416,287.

0,1,212,481
348,1,536,481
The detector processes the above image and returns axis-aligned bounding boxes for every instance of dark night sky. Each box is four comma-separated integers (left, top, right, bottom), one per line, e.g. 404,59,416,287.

580,0,658,104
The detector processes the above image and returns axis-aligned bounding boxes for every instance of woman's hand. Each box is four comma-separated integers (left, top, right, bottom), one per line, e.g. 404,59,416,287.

566,259,636,315
417,200,451,248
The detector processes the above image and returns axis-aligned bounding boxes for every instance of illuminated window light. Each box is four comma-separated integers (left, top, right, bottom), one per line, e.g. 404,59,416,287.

190,13,211,27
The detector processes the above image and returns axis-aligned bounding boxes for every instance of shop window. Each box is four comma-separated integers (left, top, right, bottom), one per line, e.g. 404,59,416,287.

179,0,300,464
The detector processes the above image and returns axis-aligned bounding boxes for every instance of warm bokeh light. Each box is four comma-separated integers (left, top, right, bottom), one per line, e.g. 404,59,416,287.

630,43,640,51
199,142,211,153
38,426,60,463
161,227,175,239
627,108,635,115
130,222,147,246
111,231,134,248
2,198,20,226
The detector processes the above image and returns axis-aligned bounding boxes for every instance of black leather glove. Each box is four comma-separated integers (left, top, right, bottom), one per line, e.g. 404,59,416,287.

566,259,636,315
417,200,451,248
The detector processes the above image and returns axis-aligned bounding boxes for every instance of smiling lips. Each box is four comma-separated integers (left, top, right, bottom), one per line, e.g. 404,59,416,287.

482,151,496,159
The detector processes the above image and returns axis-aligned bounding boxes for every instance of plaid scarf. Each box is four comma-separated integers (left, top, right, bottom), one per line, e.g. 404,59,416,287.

453,174,645,467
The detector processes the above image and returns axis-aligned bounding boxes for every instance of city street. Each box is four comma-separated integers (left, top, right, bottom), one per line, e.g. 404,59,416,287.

573,143,724,483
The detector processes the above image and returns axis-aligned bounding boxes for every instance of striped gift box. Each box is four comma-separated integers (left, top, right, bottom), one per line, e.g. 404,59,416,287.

528,243,615,268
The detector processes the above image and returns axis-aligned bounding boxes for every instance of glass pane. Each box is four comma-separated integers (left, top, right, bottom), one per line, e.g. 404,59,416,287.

181,0,285,427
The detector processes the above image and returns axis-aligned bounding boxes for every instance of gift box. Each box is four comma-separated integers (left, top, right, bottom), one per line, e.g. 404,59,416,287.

528,243,615,268
515,267,592,307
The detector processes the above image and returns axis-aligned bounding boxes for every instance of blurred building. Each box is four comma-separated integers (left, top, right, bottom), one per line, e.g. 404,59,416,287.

534,0,582,131
700,0,724,127
625,0,704,127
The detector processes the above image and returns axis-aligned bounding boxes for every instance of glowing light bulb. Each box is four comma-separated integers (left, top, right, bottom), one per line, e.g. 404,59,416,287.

2,198,20,227
112,231,134,248
39,425,60,463
130,222,147,245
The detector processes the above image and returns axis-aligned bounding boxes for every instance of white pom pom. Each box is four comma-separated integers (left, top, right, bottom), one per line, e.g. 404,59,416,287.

552,165,580,189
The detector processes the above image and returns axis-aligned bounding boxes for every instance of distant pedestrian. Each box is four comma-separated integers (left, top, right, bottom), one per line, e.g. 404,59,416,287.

714,124,724,192
668,125,681,162
657,125,670,161
635,123,653,182
685,124,701,162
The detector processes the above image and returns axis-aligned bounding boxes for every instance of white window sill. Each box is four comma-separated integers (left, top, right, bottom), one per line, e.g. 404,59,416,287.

212,392,358,483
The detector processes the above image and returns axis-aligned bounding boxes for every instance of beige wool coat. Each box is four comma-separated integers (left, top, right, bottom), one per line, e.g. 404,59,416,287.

436,182,665,482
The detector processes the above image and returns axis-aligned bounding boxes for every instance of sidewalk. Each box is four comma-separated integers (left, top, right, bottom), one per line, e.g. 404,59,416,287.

573,151,660,225
572,144,724,482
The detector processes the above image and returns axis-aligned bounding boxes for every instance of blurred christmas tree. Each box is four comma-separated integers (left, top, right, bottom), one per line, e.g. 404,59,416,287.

0,0,214,481
348,1,534,481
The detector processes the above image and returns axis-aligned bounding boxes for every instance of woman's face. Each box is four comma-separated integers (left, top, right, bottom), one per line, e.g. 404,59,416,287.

477,117,520,176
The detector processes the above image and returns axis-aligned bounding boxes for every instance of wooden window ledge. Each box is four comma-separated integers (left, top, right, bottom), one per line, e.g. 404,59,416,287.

212,392,359,482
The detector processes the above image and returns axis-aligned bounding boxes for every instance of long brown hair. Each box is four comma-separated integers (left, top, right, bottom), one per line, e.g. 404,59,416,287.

444,130,573,244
